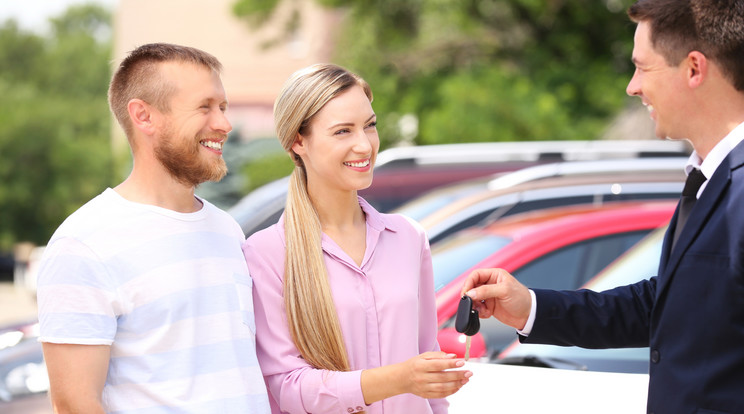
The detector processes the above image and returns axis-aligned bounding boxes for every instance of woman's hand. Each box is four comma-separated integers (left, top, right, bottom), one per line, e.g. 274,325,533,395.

361,352,471,404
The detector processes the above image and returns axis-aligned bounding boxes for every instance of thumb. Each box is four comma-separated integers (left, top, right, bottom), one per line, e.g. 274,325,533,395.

465,283,504,302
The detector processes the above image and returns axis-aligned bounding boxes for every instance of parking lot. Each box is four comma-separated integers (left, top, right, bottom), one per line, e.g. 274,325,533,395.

0,282,52,414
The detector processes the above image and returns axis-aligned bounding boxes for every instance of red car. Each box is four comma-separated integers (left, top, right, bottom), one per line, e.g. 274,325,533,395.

433,200,676,358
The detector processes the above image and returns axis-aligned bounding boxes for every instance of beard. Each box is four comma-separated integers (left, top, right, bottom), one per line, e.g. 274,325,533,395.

154,123,228,187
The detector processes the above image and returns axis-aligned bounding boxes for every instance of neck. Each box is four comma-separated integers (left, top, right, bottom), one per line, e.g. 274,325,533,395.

308,186,364,231
115,159,202,213
686,84,744,159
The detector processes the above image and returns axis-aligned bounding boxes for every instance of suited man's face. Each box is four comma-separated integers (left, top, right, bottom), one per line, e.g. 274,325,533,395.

626,21,693,141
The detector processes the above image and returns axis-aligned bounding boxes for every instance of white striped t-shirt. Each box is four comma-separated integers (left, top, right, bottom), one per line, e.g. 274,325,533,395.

37,188,269,413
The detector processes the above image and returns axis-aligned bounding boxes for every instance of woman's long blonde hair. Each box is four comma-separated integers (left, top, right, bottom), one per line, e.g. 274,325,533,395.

274,64,372,371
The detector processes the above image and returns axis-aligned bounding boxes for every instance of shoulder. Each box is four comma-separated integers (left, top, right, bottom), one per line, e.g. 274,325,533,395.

359,196,427,237
49,189,121,243
383,212,427,237
201,199,246,240
242,222,286,277
244,222,285,251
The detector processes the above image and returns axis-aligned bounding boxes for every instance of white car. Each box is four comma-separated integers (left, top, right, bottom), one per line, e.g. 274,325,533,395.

447,362,648,413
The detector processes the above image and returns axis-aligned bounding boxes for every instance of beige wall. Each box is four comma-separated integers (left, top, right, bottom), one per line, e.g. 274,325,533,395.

112,0,344,145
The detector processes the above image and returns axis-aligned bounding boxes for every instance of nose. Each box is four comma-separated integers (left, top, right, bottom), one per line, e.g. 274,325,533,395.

353,129,374,155
212,110,232,134
626,68,641,97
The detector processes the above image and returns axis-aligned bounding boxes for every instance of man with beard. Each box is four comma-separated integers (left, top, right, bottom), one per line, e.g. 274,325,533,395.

36,43,270,413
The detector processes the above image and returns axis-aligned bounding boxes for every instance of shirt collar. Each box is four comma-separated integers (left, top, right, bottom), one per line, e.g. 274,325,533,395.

686,121,744,180
276,196,400,239
358,196,399,233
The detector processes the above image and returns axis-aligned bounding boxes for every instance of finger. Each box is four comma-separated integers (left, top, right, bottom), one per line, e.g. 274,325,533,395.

421,358,466,372
418,351,456,360
429,370,472,383
473,299,495,318
422,372,473,397
460,268,501,296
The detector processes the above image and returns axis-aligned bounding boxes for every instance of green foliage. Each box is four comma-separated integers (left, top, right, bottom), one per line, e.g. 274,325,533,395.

0,5,114,249
240,152,295,193
233,0,637,148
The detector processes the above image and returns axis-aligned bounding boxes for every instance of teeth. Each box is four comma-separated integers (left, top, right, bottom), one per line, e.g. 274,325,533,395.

201,140,223,150
344,160,369,168
643,103,653,113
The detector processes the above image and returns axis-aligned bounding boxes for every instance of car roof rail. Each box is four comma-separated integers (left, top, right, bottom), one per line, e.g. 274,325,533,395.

486,157,688,191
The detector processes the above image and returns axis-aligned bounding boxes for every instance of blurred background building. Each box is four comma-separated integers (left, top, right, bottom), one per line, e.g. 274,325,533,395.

112,0,344,147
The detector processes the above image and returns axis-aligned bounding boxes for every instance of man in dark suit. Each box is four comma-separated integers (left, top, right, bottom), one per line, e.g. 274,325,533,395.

461,0,744,413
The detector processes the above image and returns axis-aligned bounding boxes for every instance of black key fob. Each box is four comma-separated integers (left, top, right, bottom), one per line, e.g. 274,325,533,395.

455,296,480,336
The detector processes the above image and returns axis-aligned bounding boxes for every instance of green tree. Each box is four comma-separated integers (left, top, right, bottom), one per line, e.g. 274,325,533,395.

0,5,114,249
233,0,636,148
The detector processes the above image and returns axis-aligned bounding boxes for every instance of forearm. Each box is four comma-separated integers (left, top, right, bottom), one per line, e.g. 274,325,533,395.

360,363,405,405
526,284,654,348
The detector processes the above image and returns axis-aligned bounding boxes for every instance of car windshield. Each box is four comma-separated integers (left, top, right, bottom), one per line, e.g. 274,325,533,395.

431,234,511,291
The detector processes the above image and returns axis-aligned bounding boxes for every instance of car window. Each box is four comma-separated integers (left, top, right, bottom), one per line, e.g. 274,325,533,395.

475,230,649,354
490,228,667,370
513,231,649,290
431,235,512,291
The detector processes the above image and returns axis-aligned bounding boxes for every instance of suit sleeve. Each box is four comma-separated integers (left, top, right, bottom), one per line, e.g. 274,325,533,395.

523,278,657,349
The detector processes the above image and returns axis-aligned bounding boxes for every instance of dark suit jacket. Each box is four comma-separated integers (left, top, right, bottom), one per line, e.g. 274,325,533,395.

522,140,744,414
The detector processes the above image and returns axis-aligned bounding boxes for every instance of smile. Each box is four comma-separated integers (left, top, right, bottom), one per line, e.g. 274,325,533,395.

344,160,370,168
200,140,223,151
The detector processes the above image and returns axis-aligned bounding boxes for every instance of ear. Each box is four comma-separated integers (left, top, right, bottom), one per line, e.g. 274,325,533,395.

127,98,157,136
686,51,708,89
291,133,307,157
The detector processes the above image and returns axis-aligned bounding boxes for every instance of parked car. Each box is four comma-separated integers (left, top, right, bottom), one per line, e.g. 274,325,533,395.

434,201,675,357
229,141,690,236
0,320,47,404
227,175,289,238
362,140,690,211
397,157,686,243
493,225,666,374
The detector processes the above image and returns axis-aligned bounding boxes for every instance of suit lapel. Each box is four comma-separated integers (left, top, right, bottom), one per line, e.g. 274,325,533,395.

658,142,744,296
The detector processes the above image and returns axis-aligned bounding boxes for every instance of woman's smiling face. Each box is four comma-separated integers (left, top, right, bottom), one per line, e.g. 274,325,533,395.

292,84,379,196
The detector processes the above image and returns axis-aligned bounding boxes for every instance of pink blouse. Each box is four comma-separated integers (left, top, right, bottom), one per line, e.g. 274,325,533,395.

242,198,447,413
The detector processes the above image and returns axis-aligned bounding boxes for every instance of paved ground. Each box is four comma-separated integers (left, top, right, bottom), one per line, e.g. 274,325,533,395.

0,282,38,326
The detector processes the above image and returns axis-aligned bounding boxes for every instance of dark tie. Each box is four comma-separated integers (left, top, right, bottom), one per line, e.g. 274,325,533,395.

672,168,707,249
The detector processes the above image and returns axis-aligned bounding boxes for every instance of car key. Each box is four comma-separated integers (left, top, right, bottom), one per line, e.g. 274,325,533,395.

455,296,480,360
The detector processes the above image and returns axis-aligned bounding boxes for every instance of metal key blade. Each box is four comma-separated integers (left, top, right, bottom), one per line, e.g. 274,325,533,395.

465,336,471,361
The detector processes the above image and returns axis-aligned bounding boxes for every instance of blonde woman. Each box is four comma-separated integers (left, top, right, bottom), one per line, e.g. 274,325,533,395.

241,64,471,413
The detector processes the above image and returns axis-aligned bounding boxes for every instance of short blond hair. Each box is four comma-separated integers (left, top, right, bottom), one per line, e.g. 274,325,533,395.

108,43,223,139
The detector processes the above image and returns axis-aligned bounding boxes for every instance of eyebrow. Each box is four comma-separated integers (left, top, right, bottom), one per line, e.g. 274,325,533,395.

200,97,229,106
327,114,376,131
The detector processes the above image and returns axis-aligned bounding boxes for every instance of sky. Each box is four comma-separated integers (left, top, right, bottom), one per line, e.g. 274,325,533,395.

0,0,117,32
